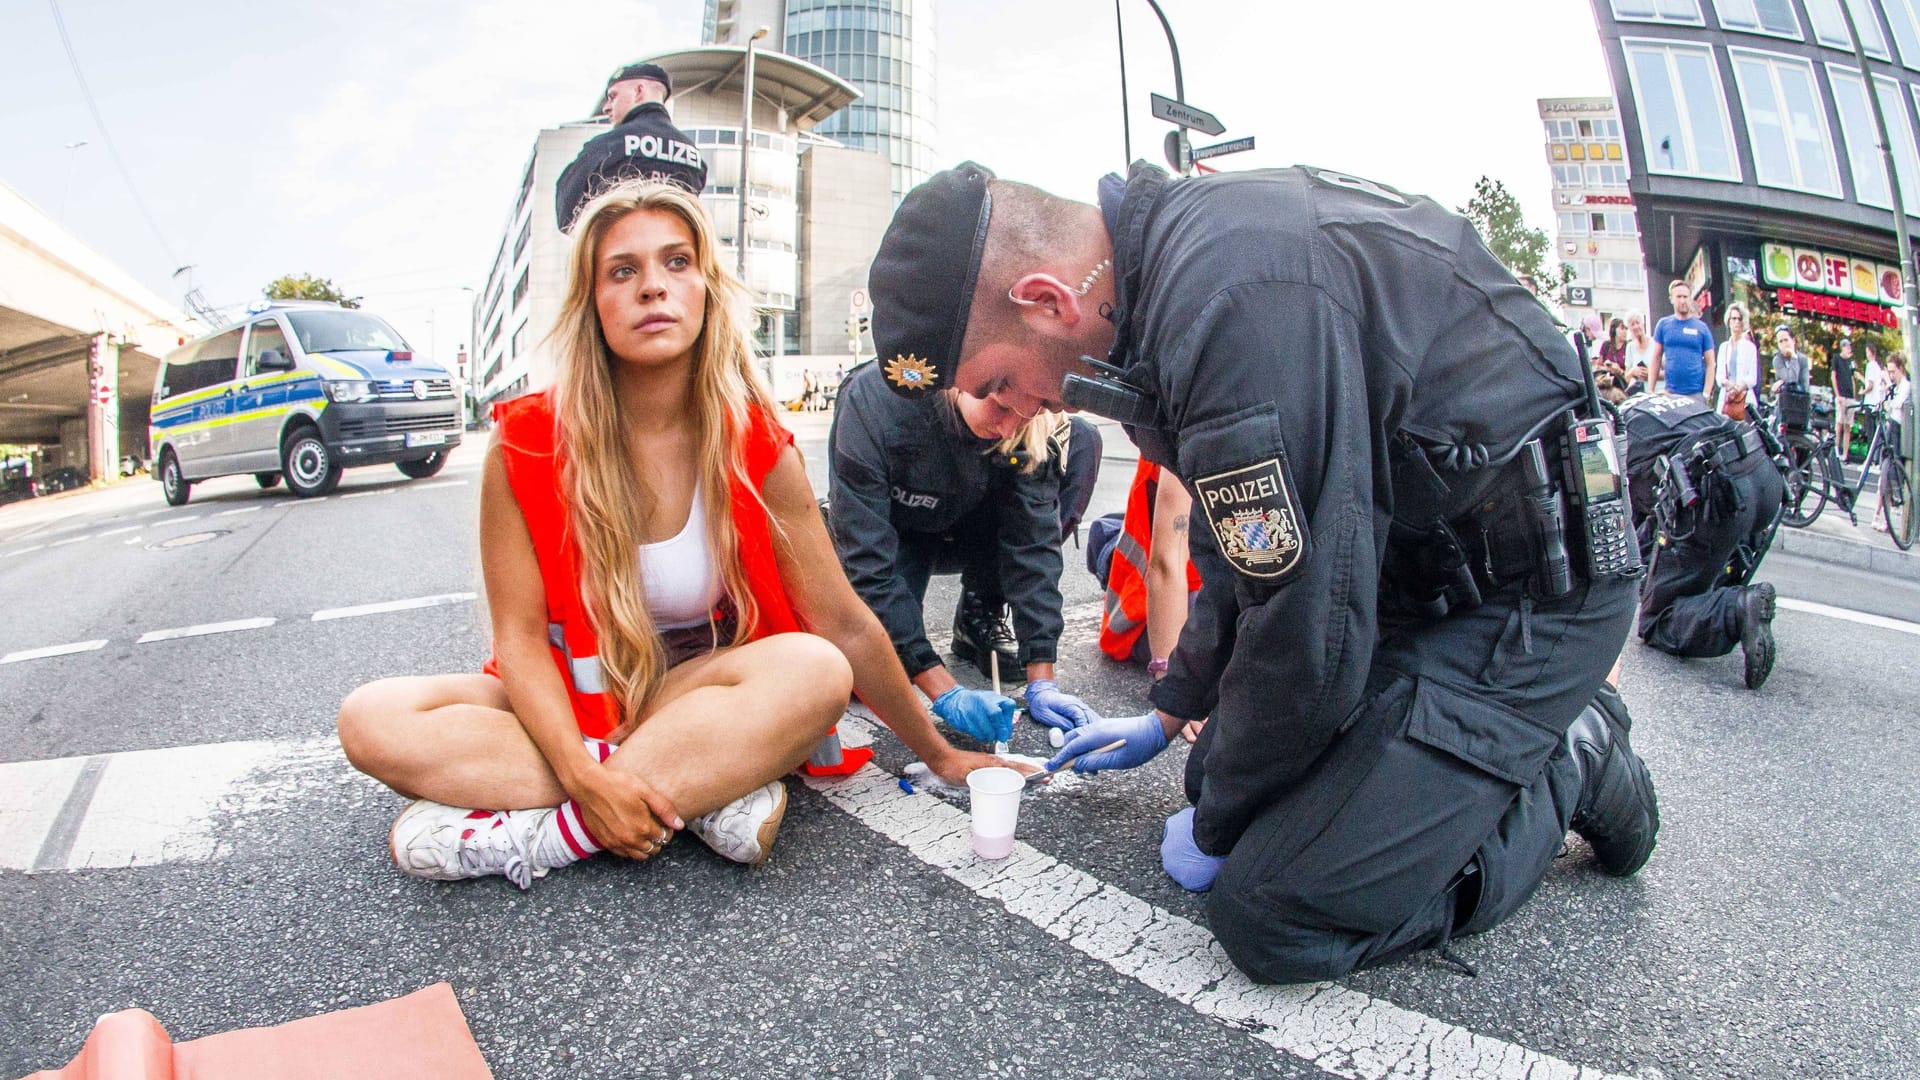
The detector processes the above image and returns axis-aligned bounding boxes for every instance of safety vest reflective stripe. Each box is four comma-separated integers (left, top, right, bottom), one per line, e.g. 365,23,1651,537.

1099,461,1160,660
1103,530,1150,637
548,623,605,695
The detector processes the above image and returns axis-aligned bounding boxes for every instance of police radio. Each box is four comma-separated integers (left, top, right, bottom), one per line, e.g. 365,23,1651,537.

1562,415,1642,580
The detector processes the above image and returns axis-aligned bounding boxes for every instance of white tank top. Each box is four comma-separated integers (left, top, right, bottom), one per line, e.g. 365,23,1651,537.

640,483,724,630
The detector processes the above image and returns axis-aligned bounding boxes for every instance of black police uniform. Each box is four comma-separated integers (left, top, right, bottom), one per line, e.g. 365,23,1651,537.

827,361,1100,679
554,102,707,231
1620,392,1783,665
1092,164,1655,983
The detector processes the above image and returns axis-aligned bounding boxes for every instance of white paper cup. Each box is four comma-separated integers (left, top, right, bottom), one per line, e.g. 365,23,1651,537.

966,766,1024,859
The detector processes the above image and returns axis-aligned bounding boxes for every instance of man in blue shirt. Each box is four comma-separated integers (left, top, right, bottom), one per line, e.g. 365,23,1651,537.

1650,279,1715,397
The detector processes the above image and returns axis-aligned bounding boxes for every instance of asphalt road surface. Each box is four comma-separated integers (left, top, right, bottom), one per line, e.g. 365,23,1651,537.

2,414,1916,1079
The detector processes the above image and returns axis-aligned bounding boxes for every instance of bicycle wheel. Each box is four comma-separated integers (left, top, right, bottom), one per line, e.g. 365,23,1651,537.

1880,455,1914,550
1780,433,1827,528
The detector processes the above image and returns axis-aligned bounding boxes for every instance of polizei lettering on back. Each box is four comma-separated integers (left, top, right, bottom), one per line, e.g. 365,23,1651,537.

1193,457,1307,580
622,134,703,168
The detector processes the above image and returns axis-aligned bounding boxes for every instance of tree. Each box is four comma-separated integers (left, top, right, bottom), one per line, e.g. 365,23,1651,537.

1459,176,1572,298
264,273,360,309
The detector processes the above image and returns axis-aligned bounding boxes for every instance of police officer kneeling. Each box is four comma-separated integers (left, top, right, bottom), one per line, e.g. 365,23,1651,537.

1621,392,1784,689
867,161,1661,984
826,361,1104,744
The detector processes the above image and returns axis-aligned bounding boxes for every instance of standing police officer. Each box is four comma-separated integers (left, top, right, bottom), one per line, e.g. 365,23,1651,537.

828,361,1103,745
555,62,706,232
866,161,1660,984
1620,392,1784,689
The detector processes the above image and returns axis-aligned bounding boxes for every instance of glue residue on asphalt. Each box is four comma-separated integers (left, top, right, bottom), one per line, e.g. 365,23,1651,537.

900,755,1085,798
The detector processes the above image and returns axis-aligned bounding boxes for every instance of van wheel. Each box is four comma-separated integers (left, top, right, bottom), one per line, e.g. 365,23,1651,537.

396,452,447,479
160,450,191,507
255,472,282,490
281,428,342,497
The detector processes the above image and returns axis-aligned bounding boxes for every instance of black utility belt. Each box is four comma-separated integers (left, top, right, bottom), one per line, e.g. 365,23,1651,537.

1694,425,1767,472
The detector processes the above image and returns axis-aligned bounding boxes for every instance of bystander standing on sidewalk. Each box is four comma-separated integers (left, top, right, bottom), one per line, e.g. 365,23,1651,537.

1833,335,1860,455
1651,280,1714,398
1714,304,1758,420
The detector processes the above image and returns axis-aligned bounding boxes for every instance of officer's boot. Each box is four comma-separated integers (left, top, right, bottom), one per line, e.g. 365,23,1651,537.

951,591,1020,680
1566,687,1659,877
1740,582,1777,690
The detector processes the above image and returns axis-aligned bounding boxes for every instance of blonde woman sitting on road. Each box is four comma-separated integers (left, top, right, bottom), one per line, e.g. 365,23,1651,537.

337,182,1012,887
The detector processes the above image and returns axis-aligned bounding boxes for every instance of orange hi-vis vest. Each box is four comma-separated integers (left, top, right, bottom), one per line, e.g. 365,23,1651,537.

486,390,805,740
1099,459,1202,662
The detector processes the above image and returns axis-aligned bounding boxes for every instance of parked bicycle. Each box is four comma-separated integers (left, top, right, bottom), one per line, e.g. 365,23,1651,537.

1768,398,1913,550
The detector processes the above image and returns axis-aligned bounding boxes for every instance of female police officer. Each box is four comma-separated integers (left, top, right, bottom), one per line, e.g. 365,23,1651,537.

827,360,1103,744
864,160,1660,984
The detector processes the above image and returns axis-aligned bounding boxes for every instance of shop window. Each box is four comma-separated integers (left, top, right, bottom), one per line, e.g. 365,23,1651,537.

1731,50,1841,196
1625,40,1742,181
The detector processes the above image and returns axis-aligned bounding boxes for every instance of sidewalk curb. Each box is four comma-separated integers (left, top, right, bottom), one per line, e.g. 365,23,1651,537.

1774,526,1920,580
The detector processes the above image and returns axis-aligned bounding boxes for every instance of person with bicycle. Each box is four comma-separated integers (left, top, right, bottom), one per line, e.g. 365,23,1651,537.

1620,393,1785,690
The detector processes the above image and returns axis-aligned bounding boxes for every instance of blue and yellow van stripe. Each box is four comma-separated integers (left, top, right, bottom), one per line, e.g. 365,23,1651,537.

149,372,329,444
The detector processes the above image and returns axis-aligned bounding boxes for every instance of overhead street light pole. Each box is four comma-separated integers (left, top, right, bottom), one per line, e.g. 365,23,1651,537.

1838,1,1918,535
738,25,769,287
1116,0,1192,175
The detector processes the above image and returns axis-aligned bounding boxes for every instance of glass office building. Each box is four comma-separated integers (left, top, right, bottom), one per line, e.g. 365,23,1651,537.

706,0,938,200
1588,0,1920,341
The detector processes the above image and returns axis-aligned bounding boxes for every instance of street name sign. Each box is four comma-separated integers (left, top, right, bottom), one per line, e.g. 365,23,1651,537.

1149,93,1225,136
1192,136,1255,162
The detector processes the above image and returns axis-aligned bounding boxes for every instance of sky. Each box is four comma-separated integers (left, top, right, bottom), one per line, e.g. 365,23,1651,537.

0,0,1613,364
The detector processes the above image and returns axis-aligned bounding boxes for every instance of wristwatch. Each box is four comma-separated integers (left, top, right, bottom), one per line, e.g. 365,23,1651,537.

1147,657,1170,677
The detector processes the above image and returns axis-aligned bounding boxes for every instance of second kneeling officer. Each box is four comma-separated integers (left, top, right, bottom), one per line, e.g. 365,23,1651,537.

1620,392,1785,688
828,361,1102,744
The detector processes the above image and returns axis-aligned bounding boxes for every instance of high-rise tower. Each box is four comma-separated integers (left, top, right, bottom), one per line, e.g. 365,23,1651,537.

704,0,937,200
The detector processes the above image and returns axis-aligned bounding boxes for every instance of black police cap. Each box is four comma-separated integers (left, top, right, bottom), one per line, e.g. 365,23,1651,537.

607,62,672,97
869,161,996,397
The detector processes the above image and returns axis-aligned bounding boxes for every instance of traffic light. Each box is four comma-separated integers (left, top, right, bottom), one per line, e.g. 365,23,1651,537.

847,314,871,337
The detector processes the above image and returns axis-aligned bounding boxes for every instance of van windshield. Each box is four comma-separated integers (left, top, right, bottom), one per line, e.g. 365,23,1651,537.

284,310,410,354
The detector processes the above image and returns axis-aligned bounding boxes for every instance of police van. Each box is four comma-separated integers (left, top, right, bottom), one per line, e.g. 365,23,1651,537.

148,301,463,505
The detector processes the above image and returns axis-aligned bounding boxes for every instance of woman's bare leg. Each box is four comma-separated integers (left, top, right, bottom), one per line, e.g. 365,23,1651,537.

337,632,852,819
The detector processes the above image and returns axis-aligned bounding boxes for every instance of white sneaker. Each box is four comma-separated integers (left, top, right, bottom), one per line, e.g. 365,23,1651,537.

388,800,552,890
685,780,788,865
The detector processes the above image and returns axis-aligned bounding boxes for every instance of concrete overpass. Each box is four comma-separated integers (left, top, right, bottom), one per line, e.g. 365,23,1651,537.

0,182,198,480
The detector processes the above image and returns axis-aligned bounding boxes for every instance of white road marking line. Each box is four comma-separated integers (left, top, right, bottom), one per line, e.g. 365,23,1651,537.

124,535,144,544
49,535,94,547
95,525,141,537
410,480,470,491
131,508,170,518
0,737,348,872
816,716,1628,1080
0,756,88,869
156,514,201,525
3,544,46,557
136,617,276,643
340,489,392,499
217,506,263,517
2,640,109,664
311,592,477,621
0,722,1619,1076
1779,597,1920,638
283,497,329,506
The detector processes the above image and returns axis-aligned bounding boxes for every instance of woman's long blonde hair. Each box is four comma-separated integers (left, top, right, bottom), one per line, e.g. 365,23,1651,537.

546,181,778,731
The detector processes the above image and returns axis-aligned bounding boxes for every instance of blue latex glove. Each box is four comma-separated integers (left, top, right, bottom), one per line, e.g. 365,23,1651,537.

1024,679,1097,732
1160,807,1226,892
929,686,1018,744
1045,710,1168,774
